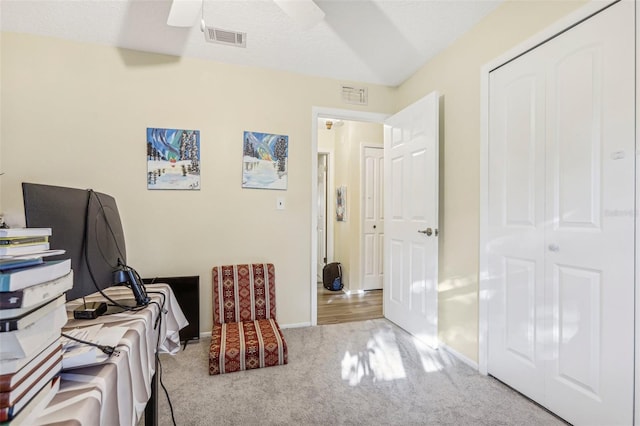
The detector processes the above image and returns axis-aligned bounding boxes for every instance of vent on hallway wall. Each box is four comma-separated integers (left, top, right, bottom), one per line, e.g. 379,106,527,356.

341,85,368,105
204,26,247,48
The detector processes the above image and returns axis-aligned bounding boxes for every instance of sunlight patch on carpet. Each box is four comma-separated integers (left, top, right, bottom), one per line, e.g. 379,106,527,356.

411,336,450,373
341,328,406,386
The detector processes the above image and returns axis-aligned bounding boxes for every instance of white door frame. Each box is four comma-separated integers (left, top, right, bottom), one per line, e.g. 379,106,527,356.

310,107,389,325
635,1,640,420
360,144,384,291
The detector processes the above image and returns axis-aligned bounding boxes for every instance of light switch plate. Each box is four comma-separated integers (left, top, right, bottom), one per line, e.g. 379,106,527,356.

276,197,285,210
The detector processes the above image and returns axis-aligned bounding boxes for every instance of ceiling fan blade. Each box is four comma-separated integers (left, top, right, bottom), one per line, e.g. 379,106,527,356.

272,0,325,29
167,0,202,27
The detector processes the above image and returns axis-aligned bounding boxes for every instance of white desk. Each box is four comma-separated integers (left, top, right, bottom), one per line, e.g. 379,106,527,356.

33,284,188,426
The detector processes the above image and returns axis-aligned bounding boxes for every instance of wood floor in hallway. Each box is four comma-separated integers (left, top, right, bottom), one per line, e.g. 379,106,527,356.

317,283,383,325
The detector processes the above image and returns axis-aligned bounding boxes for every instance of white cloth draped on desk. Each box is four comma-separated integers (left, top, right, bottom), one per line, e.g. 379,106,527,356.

33,283,188,426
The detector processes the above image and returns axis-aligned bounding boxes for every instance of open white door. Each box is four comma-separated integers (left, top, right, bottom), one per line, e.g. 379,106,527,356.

383,91,439,348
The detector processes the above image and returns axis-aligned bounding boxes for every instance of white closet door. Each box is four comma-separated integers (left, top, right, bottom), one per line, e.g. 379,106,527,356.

543,2,635,423
487,47,547,403
487,1,635,424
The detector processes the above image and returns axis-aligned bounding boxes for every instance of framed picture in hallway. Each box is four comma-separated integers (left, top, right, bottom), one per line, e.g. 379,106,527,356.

336,185,347,222
146,128,201,190
242,131,288,190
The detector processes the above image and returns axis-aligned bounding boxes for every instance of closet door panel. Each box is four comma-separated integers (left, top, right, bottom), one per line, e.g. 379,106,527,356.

552,265,601,394
504,257,537,364
504,77,538,226
543,1,635,424
554,47,601,229
487,51,546,403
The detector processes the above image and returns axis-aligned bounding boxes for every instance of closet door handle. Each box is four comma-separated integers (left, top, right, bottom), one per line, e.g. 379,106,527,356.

548,244,559,252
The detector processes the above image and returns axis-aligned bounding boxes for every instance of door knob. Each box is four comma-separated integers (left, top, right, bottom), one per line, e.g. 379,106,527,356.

548,244,559,252
418,228,438,237
373,225,377,229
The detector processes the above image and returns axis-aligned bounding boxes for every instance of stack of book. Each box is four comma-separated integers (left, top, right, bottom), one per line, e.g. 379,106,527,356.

0,228,72,424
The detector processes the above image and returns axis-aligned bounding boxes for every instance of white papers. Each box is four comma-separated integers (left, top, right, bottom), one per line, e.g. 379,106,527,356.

0,249,66,260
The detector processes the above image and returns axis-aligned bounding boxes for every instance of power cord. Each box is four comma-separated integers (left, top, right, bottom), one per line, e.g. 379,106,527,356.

83,189,149,313
148,290,177,426
156,351,177,426
61,332,117,357
147,290,168,329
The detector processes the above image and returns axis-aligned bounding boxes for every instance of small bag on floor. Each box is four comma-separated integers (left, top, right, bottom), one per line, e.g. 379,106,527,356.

322,262,343,291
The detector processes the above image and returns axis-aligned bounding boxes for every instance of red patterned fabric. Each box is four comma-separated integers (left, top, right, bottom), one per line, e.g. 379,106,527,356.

209,318,288,375
212,264,277,324
210,263,287,375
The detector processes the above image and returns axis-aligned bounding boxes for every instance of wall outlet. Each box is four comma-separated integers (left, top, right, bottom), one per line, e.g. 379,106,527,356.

276,197,285,210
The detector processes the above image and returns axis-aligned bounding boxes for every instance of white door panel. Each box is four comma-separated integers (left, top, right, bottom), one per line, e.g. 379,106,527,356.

543,2,634,422
487,46,546,403
363,147,384,290
389,239,404,303
384,91,439,348
487,2,635,424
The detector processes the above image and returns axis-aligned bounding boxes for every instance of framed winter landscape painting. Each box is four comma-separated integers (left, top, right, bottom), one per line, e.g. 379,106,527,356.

242,131,288,190
147,128,201,190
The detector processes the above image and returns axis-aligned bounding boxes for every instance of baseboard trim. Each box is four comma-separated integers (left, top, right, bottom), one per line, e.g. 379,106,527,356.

280,322,311,329
438,342,479,371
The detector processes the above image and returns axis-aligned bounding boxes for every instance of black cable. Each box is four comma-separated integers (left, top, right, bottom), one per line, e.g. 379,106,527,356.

88,189,126,261
83,192,174,422
83,189,150,313
61,332,117,356
147,289,168,328
82,190,140,313
147,290,167,311
149,301,163,329
150,290,177,426
156,352,177,426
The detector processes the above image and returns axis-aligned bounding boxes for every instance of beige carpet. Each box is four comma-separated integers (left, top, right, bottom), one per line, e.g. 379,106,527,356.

154,319,565,425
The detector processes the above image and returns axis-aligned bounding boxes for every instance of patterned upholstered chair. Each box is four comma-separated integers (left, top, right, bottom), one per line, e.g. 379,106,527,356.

209,263,288,375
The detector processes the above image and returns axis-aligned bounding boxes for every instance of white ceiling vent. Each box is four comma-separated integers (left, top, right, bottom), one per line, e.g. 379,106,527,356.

341,85,368,106
204,27,246,48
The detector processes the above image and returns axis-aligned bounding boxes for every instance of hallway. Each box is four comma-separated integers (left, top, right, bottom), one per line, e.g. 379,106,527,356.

317,283,382,325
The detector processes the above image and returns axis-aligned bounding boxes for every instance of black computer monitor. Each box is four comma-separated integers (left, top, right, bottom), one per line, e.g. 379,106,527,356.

22,182,140,304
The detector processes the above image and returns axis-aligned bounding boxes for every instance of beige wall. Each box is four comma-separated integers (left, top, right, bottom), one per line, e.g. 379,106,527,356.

317,126,335,153
0,0,589,361
396,0,588,361
0,33,396,333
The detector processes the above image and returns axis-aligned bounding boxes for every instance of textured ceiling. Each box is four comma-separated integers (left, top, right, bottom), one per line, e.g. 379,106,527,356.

0,0,503,87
